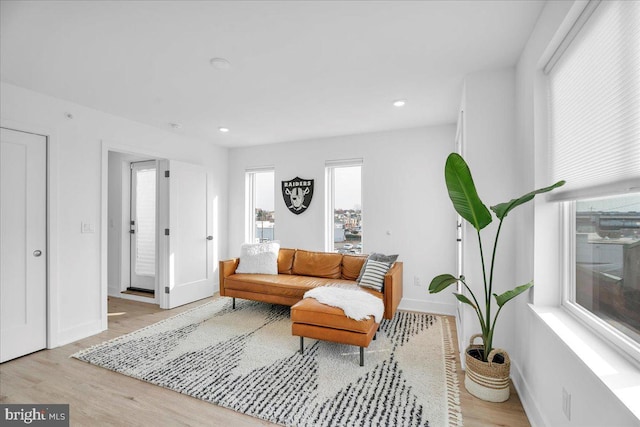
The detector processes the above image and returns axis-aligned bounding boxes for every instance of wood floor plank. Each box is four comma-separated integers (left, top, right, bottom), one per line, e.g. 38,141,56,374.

0,296,530,426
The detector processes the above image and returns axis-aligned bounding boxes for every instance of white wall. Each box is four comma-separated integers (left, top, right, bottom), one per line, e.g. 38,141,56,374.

512,1,639,426
458,67,519,356
228,125,458,314
0,82,228,347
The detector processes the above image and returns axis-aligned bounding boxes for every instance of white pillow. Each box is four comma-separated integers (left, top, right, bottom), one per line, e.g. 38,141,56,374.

235,241,280,274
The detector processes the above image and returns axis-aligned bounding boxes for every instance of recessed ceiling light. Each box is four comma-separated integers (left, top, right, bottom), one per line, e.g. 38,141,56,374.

169,122,182,129
218,127,230,133
210,57,231,70
393,99,407,107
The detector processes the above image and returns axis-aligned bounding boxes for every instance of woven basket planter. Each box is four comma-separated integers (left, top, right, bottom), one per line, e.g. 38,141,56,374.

464,334,511,402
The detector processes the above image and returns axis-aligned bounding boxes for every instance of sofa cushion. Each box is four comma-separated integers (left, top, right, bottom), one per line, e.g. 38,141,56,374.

235,241,280,274
342,254,367,281
225,274,355,299
292,250,343,279
278,248,296,274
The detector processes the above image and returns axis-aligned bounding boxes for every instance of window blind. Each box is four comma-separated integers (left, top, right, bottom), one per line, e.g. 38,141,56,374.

325,158,363,167
245,165,275,173
135,167,156,276
547,0,640,201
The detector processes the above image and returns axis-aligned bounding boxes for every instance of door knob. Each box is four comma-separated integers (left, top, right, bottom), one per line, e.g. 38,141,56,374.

33,250,42,257
206,236,213,240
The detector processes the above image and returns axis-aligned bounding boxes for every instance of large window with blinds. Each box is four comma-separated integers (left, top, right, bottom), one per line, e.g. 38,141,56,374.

546,0,640,358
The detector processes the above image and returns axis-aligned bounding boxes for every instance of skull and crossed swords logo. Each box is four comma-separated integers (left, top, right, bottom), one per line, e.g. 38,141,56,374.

281,177,314,215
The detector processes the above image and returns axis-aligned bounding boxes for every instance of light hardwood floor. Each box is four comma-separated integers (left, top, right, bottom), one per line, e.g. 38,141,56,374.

0,296,530,426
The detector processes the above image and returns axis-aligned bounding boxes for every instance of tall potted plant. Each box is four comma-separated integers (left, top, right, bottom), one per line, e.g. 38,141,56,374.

429,153,564,402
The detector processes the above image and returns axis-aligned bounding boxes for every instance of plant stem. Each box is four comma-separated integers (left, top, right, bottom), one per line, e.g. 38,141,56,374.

460,278,486,332
477,229,492,360
476,230,489,300
488,219,505,305
484,219,505,361
486,306,504,360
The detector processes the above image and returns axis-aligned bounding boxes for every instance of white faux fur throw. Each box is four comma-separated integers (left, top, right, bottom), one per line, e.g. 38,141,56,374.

304,285,384,323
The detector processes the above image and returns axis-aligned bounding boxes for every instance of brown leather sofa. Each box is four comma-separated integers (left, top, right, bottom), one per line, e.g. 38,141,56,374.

219,248,403,320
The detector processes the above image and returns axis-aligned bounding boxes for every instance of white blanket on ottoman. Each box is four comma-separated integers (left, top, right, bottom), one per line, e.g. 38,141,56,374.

304,285,384,323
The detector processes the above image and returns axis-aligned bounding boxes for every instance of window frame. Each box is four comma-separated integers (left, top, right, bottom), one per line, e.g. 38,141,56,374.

561,198,640,365
244,167,275,244
324,159,363,253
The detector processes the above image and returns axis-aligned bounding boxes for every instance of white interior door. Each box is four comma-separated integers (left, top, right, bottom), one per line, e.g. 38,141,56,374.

160,160,213,309
0,127,47,362
129,161,156,292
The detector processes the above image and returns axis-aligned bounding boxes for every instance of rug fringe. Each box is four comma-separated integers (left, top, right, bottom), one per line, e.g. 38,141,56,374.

442,317,464,427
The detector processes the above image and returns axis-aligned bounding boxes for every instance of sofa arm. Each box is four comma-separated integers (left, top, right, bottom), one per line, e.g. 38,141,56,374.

218,258,239,296
383,261,403,319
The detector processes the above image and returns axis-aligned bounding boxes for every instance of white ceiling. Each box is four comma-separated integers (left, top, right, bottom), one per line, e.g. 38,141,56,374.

0,1,545,147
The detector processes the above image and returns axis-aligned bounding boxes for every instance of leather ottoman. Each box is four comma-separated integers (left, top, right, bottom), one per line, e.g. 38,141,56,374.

290,297,379,366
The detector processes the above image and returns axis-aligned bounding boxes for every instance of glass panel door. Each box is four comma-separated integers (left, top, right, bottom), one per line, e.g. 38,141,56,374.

130,160,156,292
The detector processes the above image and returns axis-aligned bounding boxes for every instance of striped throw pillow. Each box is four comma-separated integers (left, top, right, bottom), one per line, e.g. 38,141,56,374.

358,259,392,292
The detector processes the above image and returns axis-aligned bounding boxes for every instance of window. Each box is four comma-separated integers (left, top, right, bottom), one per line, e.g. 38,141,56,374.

245,169,275,243
571,194,640,344
546,0,640,358
325,160,363,254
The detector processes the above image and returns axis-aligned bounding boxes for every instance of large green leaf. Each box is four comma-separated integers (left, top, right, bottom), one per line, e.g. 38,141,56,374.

490,181,565,220
493,282,533,307
429,274,459,293
444,153,493,231
453,293,477,310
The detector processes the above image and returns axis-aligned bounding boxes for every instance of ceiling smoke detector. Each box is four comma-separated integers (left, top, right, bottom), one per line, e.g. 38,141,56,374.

210,57,231,70
169,123,182,130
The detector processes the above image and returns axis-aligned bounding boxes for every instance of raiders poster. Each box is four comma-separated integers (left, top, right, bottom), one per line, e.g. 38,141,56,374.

282,177,314,215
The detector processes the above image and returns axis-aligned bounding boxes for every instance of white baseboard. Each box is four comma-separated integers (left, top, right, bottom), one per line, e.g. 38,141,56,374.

397,298,457,316
510,359,548,427
55,319,104,347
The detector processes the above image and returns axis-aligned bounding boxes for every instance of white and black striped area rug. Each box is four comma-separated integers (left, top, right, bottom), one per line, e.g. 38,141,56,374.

72,298,463,427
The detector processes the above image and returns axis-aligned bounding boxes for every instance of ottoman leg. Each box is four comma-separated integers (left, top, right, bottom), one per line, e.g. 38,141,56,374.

232,298,236,309
300,336,304,354
360,347,364,366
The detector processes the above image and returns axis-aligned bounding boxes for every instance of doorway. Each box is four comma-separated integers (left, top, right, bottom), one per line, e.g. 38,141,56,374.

104,148,215,317
107,151,159,304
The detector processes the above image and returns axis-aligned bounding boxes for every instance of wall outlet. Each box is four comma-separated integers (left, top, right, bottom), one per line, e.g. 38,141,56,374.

81,222,95,234
414,276,421,287
562,387,571,421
